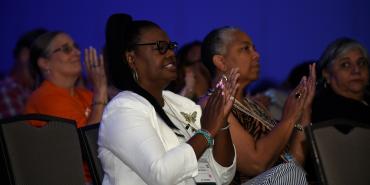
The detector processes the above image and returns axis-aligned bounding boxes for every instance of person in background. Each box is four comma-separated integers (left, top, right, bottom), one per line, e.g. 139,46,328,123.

0,28,47,119
98,13,237,185
25,31,108,127
167,41,211,102
306,37,370,182
24,31,108,184
312,37,370,124
200,26,316,185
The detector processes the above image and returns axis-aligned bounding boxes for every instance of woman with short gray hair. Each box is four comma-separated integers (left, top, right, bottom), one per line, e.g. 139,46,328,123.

200,26,316,185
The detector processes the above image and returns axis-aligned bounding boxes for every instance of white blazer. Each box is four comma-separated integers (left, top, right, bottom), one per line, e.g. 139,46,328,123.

98,90,236,185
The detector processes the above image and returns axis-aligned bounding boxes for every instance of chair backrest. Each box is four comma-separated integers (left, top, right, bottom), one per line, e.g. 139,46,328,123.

79,123,103,185
0,114,85,185
306,119,370,185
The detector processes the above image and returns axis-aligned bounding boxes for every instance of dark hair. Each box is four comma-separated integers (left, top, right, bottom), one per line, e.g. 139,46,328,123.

317,37,368,88
29,31,64,86
177,41,202,65
104,13,160,91
13,28,48,60
201,26,239,78
167,41,202,93
283,60,313,89
105,13,177,129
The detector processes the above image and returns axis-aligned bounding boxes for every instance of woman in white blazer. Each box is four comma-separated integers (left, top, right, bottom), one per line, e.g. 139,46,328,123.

98,13,239,185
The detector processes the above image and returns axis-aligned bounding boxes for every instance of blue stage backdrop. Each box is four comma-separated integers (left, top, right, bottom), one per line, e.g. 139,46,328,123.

1,0,369,85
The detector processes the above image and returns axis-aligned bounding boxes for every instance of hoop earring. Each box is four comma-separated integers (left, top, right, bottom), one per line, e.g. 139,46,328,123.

132,70,139,82
323,79,330,88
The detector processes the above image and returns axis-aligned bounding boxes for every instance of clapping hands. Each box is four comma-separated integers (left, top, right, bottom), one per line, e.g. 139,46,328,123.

281,63,316,126
201,68,239,136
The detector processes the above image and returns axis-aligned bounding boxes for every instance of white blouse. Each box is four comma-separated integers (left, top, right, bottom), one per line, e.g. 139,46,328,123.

98,90,236,185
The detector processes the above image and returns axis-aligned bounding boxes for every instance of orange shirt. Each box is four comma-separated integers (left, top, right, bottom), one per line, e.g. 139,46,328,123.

25,80,93,128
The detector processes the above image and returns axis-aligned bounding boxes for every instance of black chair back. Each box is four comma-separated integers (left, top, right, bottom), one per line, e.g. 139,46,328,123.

306,119,370,185
0,114,85,185
79,123,103,185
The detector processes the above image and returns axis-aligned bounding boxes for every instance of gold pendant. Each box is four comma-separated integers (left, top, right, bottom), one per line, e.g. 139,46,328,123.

180,111,197,124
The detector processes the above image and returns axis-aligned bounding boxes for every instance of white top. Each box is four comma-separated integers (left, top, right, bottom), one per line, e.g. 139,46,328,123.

98,90,236,185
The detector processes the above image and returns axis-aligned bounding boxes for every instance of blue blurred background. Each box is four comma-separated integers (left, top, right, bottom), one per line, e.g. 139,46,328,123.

1,0,369,85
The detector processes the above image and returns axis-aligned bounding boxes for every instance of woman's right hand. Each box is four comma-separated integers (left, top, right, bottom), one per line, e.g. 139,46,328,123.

201,68,239,137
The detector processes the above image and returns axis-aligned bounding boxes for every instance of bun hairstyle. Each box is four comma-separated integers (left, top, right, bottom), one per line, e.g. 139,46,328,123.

201,26,239,78
104,13,177,129
104,13,134,90
104,13,161,91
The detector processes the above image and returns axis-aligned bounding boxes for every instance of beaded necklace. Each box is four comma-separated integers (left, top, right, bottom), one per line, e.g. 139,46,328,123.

233,97,277,130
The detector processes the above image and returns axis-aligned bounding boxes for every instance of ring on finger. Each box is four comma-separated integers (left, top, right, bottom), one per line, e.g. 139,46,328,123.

222,74,228,82
295,92,302,99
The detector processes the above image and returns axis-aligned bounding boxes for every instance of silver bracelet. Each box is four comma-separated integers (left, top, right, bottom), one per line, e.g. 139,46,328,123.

220,124,231,131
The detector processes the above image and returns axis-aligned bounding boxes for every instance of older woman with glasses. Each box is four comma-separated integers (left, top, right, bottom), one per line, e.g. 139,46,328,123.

25,31,108,183
25,31,107,128
98,13,238,185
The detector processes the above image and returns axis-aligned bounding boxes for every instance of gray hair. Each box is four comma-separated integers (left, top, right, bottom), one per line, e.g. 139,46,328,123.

317,37,369,89
319,37,368,71
202,26,241,78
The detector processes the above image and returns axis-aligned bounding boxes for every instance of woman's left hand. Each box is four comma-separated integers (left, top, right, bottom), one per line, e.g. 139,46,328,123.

303,63,316,111
300,63,316,127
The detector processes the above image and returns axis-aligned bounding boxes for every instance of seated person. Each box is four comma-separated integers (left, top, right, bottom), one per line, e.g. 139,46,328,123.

200,26,316,185
98,13,237,185
167,41,211,102
0,28,47,118
25,31,108,127
313,37,370,124
306,37,370,182
24,31,108,184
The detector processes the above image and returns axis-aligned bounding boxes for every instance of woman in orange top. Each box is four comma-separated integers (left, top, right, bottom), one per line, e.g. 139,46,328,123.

25,31,107,127
25,31,108,183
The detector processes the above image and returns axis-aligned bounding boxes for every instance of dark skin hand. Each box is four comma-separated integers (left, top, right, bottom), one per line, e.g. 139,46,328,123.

188,68,239,166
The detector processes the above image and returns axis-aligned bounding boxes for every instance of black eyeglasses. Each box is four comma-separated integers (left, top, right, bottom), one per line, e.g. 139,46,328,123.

135,41,178,54
50,43,79,55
